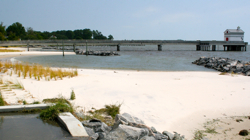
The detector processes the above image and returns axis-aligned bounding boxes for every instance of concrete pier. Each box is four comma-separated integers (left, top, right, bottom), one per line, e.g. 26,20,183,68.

0,40,248,52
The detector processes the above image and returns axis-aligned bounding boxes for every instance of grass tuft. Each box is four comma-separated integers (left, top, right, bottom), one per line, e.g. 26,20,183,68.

0,94,5,106
70,90,76,100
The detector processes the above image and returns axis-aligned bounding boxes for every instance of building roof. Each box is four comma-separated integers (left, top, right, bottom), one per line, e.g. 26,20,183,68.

224,27,244,33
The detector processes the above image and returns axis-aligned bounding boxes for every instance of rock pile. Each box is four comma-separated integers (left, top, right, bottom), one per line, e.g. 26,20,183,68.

82,113,185,140
75,50,119,56
192,57,250,76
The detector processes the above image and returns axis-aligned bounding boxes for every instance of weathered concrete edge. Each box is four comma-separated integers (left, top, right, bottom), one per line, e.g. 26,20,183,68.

0,104,52,113
57,112,89,138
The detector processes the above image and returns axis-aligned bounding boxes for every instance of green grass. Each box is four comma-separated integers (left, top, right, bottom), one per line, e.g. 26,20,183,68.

193,130,207,140
32,101,40,104
0,94,5,106
40,101,73,121
85,103,122,126
23,100,27,105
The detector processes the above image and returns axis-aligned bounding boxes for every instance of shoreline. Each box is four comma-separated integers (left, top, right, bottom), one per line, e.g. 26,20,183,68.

1,51,250,139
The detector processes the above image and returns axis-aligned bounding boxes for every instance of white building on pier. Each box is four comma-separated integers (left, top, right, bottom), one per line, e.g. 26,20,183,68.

224,26,244,41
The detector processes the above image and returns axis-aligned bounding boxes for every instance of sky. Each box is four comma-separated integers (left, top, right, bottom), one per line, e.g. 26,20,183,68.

0,0,249,41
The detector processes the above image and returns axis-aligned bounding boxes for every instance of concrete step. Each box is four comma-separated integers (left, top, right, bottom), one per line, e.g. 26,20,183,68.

57,112,89,138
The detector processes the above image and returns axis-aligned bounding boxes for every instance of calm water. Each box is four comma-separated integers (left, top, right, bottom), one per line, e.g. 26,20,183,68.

0,113,73,140
16,45,250,71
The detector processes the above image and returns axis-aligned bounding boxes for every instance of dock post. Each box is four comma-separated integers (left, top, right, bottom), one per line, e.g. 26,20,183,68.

57,43,58,50
158,45,162,51
27,43,29,51
63,42,65,56
212,45,216,51
117,45,120,51
86,40,88,56
73,43,75,52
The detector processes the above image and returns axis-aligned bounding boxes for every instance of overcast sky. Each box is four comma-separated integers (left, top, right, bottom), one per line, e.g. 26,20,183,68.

0,0,249,41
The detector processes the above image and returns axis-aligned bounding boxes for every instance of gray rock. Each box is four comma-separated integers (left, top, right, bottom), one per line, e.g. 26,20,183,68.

97,132,106,140
105,125,148,140
173,132,185,140
162,131,174,140
154,133,169,140
113,113,154,136
140,136,156,140
151,127,157,133
85,127,95,137
82,119,111,133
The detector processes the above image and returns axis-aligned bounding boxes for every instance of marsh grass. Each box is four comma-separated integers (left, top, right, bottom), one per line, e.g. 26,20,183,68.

0,49,23,52
0,61,78,81
12,81,24,90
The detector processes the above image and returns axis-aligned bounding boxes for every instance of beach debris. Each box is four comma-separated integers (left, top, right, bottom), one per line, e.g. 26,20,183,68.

81,112,184,140
192,57,250,76
236,119,243,122
239,129,248,136
75,50,119,56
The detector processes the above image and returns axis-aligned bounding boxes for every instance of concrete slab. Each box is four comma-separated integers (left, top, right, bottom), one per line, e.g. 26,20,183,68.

57,112,89,138
0,104,51,113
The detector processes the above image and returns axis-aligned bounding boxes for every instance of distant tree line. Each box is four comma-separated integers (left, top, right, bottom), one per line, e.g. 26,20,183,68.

0,22,114,41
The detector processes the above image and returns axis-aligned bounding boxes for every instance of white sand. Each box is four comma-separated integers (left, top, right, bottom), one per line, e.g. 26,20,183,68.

1,51,250,139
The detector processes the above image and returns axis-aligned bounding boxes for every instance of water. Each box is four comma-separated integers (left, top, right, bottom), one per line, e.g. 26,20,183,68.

16,45,250,71
0,113,73,140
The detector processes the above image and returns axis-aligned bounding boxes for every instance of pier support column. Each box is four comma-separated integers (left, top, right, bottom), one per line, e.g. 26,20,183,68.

117,45,120,51
73,43,76,52
62,42,65,56
27,43,29,51
85,40,88,56
158,45,162,51
212,45,216,51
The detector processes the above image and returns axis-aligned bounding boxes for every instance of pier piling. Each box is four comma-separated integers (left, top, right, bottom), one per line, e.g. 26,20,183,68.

62,42,65,56
158,45,162,51
117,45,120,51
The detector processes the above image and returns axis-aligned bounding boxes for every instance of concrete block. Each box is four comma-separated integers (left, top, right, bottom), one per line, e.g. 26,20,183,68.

57,112,89,137
0,104,51,113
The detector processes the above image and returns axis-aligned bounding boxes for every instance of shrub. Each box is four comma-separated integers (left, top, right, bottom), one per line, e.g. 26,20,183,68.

23,100,27,105
0,94,5,106
105,103,122,119
40,102,73,121
70,90,76,100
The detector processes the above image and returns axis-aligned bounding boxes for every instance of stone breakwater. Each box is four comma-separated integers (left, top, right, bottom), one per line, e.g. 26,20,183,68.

75,50,119,56
192,57,250,76
81,113,185,140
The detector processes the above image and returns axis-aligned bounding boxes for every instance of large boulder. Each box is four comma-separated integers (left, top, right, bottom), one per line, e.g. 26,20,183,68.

105,125,149,140
82,119,111,133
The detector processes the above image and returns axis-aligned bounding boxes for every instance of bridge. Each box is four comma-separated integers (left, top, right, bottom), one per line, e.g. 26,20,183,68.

0,40,248,51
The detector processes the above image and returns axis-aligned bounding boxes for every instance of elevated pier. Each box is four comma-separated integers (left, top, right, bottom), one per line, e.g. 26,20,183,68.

0,40,248,51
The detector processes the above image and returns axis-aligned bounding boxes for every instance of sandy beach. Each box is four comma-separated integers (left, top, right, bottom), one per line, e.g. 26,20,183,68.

1,50,250,139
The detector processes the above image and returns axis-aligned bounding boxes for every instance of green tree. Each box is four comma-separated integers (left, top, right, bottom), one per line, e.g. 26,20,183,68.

108,35,114,40
0,22,6,40
74,29,92,39
6,22,26,40
92,30,107,39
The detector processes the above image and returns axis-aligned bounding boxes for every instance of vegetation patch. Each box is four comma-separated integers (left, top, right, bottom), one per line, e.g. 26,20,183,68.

85,103,122,126
40,102,73,121
0,60,78,81
0,94,5,106
70,90,76,100
0,49,23,52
